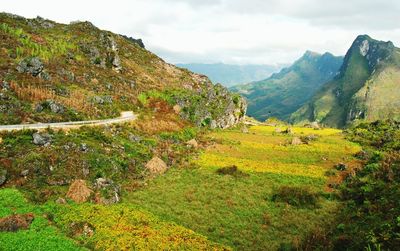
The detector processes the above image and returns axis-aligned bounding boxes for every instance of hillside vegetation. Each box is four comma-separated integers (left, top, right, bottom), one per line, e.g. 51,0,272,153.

0,13,246,128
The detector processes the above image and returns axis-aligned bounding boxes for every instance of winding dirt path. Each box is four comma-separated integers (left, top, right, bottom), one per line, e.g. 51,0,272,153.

0,111,137,132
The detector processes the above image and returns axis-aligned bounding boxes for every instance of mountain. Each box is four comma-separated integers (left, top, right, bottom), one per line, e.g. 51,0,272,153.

231,51,343,121
0,13,246,128
291,35,400,128
176,63,282,87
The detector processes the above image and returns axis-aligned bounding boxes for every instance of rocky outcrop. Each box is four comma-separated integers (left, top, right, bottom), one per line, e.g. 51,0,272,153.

175,81,247,129
16,57,44,77
121,35,145,49
32,132,52,146
94,178,120,205
35,100,65,114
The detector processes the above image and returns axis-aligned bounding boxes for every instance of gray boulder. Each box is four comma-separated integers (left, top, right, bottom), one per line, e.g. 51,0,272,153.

28,16,55,29
1,81,10,91
94,178,120,204
49,101,64,113
92,96,113,105
80,143,89,152
20,169,29,177
16,57,44,77
32,133,52,146
35,100,64,113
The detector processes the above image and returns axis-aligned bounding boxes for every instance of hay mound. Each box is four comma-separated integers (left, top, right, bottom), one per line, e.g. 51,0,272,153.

145,156,168,175
66,179,93,203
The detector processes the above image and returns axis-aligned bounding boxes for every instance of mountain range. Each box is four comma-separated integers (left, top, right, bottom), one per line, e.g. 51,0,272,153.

176,63,283,87
231,51,343,121
291,35,400,127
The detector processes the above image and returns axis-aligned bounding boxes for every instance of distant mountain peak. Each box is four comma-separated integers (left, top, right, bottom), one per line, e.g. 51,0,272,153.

341,34,397,74
303,50,321,58
232,51,343,121
291,34,400,128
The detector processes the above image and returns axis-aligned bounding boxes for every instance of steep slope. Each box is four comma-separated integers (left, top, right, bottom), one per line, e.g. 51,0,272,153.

291,35,400,128
231,51,343,121
0,13,246,128
176,63,282,87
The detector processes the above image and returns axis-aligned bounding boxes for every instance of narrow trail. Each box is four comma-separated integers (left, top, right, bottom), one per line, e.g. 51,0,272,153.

0,111,137,132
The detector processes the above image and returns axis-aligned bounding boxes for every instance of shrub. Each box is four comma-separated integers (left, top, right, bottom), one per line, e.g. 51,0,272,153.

216,165,248,177
272,186,320,208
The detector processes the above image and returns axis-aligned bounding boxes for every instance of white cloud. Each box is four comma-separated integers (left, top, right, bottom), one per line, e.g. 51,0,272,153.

2,0,400,64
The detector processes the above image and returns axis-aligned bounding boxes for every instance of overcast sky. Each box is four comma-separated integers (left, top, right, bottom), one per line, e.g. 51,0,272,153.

2,0,400,65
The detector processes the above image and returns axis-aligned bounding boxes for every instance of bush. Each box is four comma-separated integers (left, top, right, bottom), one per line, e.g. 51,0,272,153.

216,165,248,177
335,152,400,250
272,186,320,208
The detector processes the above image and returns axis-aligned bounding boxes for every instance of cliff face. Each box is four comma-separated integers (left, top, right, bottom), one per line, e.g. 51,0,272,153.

0,13,246,127
231,51,343,121
291,35,400,128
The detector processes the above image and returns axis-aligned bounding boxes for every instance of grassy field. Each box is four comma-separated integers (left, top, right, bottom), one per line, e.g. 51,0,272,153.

126,125,361,250
0,124,362,250
0,188,225,251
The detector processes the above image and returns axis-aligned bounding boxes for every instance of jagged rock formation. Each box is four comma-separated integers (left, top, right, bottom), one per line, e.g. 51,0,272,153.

231,51,343,121
291,35,400,128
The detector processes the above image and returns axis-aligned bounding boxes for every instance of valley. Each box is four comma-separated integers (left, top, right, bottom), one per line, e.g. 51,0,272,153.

0,10,399,251
1,122,362,250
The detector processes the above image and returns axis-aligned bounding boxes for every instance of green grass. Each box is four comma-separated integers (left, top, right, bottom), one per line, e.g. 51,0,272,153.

0,189,85,251
125,125,361,250
0,188,225,250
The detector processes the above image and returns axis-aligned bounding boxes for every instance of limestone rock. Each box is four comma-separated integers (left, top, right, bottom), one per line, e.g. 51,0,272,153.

56,197,67,204
291,137,303,145
16,57,44,77
173,105,181,114
186,139,198,148
32,133,52,146
66,180,93,203
20,169,29,177
145,156,168,175
310,121,320,130
94,178,120,205
35,100,64,114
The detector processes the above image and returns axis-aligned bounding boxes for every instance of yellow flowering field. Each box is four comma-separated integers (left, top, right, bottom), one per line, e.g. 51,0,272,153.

199,125,361,180
127,125,362,250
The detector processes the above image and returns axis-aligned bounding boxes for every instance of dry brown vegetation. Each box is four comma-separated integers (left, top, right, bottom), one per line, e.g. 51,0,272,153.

10,81,96,114
134,99,188,134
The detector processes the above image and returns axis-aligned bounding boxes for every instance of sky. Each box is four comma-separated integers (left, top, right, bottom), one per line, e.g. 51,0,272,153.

2,0,400,65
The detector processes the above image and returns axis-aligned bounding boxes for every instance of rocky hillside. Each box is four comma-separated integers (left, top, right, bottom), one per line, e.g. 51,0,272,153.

0,13,246,128
231,51,343,121
291,35,400,128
